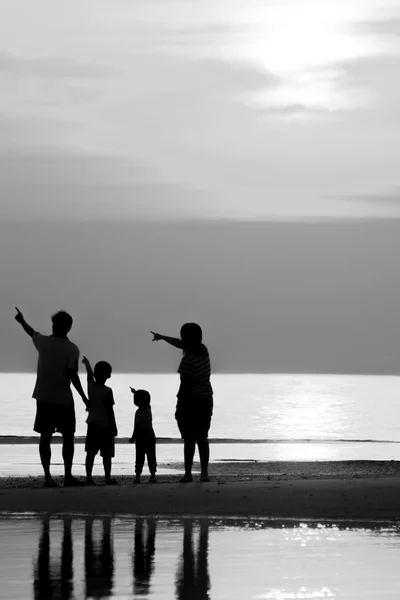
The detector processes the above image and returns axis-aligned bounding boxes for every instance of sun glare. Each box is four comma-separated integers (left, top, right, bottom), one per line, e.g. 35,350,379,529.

224,3,379,111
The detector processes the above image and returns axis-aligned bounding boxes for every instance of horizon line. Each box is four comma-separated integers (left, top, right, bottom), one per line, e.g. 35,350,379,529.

2,371,400,377
1,216,400,225
1,436,399,445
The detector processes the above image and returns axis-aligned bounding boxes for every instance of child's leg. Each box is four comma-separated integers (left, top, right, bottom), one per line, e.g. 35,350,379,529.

135,442,145,481
85,452,96,482
102,436,117,484
147,439,157,476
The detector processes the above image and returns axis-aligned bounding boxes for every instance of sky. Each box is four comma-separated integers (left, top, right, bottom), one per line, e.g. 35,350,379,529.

1,0,400,373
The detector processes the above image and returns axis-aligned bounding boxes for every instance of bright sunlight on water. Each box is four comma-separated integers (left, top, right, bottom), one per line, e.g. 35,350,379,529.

2,373,400,442
1,515,400,599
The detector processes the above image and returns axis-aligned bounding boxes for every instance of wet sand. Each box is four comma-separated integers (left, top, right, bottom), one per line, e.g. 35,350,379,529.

1,461,400,520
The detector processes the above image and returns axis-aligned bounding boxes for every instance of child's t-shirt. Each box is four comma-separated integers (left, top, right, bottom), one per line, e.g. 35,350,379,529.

134,406,155,439
86,381,114,429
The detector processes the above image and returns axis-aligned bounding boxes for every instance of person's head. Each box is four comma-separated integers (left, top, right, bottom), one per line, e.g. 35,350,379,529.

51,310,73,336
180,322,203,348
134,389,151,409
93,361,112,385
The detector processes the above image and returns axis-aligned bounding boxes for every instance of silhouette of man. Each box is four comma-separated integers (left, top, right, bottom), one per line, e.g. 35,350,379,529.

84,517,114,599
132,518,157,596
15,307,88,487
33,516,74,600
175,520,211,600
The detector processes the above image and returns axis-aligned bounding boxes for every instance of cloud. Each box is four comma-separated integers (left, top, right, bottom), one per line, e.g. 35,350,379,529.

0,152,214,221
1,0,400,221
357,16,400,37
0,52,117,79
338,53,400,85
255,103,342,117
340,190,400,210
332,53,400,116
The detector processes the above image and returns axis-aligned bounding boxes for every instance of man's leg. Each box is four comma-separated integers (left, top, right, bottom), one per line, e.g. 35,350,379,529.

39,433,53,483
62,433,74,478
103,456,112,482
62,403,81,486
62,433,82,485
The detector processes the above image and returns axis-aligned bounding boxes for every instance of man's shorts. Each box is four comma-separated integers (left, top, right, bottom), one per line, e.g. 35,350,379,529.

34,401,76,436
85,424,115,458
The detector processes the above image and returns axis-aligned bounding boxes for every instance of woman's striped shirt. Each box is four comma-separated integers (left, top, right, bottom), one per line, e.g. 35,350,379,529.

177,344,213,396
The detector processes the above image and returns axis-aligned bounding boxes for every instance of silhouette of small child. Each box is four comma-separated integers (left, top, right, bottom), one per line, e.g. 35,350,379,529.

129,388,157,483
83,357,118,485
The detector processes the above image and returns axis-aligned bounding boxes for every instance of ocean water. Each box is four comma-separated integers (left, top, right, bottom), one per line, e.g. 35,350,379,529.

1,515,400,599
2,373,400,441
1,373,400,468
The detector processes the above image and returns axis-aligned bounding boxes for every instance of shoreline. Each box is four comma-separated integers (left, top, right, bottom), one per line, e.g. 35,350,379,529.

1,436,399,445
1,460,400,484
1,461,400,520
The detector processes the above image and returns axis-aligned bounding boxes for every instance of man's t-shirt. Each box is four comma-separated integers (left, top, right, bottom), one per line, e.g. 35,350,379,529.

32,332,79,405
86,381,114,429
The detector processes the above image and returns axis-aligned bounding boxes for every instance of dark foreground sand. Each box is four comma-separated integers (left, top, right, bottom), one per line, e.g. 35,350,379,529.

1,461,400,520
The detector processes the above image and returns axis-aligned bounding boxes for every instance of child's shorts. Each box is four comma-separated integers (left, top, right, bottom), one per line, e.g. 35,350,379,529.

85,424,115,458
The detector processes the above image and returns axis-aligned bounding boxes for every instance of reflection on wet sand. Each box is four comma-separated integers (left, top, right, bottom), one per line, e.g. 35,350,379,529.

27,516,400,600
85,517,114,599
133,518,157,596
175,520,211,600
33,516,74,600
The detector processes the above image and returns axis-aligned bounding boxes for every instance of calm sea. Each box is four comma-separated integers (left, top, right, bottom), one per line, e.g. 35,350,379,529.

2,372,400,441
1,374,400,471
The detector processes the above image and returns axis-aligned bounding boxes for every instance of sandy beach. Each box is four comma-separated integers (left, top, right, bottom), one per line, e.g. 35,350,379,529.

1,460,400,521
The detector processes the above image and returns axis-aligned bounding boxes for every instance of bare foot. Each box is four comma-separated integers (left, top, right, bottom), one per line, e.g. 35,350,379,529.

43,478,59,488
64,476,83,487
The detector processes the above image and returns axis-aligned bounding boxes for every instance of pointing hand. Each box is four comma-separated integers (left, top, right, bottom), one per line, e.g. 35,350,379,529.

151,331,162,341
15,307,24,323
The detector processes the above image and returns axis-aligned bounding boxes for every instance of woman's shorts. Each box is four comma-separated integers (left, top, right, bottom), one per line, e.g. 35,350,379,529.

85,424,115,458
34,401,76,435
175,394,213,441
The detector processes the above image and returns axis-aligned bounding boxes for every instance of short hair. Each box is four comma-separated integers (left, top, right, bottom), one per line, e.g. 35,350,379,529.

134,389,151,408
51,310,73,333
94,361,112,380
180,322,203,346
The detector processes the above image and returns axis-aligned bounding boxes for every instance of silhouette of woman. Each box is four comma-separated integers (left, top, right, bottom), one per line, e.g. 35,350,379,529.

175,519,211,600
151,323,213,482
